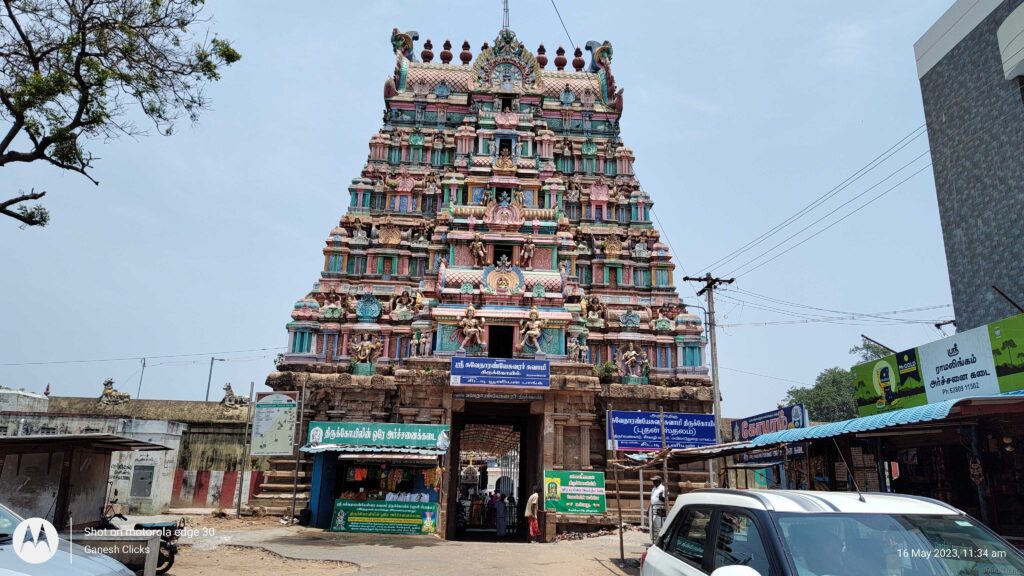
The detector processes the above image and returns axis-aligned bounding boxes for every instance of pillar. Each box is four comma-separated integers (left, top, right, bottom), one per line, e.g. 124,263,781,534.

553,414,569,468
579,416,594,469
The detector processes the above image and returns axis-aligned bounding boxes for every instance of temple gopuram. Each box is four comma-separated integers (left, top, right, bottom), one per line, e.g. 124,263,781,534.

264,26,714,541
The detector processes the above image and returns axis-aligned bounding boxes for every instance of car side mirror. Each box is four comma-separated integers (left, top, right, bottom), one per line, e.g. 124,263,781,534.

710,566,761,576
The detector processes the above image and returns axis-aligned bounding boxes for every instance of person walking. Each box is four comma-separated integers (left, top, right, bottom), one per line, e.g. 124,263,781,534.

525,485,542,542
649,475,666,544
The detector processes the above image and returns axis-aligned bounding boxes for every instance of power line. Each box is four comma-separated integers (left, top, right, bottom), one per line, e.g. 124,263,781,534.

718,366,812,387
728,287,952,321
715,293,948,327
0,346,286,367
721,151,931,277
696,125,928,275
728,163,933,278
548,0,700,301
549,0,577,49
698,33,1024,279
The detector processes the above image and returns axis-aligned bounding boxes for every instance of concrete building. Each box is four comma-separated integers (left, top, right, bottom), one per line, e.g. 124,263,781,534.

915,0,1024,330
1,388,266,514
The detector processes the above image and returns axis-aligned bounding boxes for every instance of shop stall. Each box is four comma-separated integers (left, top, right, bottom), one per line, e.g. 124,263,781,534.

303,421,450,534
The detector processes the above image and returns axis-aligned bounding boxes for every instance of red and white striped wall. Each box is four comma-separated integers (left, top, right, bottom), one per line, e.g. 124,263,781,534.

171,469,264,509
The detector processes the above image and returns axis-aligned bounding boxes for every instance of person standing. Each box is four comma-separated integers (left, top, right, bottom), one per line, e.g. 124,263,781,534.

649,475,666,543
495,493,507,537
525,485,542,543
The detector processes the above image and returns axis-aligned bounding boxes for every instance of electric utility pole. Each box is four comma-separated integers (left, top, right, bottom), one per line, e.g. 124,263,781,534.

683,273,734,486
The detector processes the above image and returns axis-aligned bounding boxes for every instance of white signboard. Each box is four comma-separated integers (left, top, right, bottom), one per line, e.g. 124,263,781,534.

917,324,1000,402
250,391,298,456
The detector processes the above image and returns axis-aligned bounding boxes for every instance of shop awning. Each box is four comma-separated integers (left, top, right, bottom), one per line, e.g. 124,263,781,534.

669,441,759,462
301,443,446,457
751,390,1024,446
0,433,171,453
335,452,440,462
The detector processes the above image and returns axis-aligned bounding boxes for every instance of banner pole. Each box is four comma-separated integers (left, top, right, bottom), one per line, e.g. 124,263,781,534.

289,380,307,523
607,404,625,565
237,381,255,516
660,408,669,502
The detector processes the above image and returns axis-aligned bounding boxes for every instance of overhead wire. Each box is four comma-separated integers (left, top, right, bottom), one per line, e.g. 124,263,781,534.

721,154,932,277
0,346,286,367
695,125,928,275
547,0,700,299
698,33,1024,280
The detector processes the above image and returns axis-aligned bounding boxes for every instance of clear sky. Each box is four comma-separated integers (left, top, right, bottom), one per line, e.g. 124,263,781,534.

1,1,957,418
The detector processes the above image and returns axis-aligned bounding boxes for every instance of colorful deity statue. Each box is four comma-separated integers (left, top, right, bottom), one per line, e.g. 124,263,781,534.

619,342,640,377
469,232,488,267
519,306,547,352
458,304,486,351
350,335,383,365
520,235,536,268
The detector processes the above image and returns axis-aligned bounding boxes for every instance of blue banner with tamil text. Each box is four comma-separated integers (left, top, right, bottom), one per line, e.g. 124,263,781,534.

449,357,550,388
607,411,717,451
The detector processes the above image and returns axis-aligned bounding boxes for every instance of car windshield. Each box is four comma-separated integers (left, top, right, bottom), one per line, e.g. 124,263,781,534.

774,513,1024,576
0,504,21,540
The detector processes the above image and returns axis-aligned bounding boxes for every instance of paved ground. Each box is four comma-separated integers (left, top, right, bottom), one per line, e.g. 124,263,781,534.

133,513,648,576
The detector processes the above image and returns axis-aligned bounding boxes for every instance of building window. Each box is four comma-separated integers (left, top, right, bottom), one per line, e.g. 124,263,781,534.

130,465,155,498
371,192,386,211
634,269,651,287
617,207,629,224
566,203,581,222
327,255,343,273
685,346,703,367
410,258,425,277
346,256,366,275
422,196,437,215
655,269,669,286
39,426,57,435
291,331,313,353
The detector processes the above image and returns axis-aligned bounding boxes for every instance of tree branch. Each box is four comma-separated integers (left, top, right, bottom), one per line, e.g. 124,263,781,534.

3,0,40,71
0,189,48,226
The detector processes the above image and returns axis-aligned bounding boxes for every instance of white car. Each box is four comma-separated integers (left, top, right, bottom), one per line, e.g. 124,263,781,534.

0,503,133,576
641,489,1024,576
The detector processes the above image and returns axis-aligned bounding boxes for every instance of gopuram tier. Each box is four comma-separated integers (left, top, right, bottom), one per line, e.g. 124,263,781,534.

265,27,714,537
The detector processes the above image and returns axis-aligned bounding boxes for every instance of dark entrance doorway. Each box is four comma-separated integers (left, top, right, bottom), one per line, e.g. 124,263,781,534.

488,325,514,358
445,401,543,541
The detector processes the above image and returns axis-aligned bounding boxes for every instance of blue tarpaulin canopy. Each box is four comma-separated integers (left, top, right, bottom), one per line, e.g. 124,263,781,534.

750,390,1024,447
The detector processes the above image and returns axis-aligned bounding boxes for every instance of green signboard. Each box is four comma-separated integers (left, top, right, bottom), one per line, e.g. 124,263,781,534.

307,421,450,449
853,314,1024,416
543,470,606,515
331,500,439,534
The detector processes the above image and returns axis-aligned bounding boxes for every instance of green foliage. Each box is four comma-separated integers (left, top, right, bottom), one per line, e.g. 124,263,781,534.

1,0,240,227
593,361,619,383
849,338,891,364
15,204,49,227
783,367,857,423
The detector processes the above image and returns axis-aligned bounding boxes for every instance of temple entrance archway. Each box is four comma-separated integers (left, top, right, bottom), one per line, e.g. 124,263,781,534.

445,401,542,541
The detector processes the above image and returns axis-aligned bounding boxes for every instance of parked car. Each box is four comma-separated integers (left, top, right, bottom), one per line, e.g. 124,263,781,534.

641,489,1024,576
0,503,134,576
